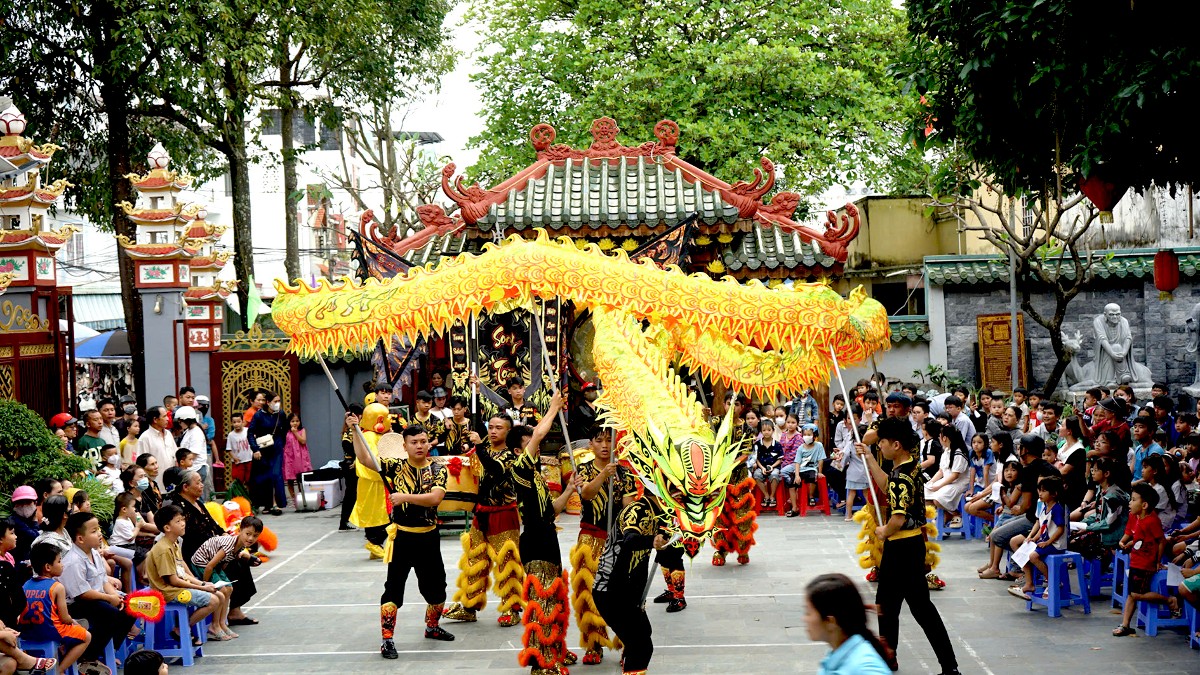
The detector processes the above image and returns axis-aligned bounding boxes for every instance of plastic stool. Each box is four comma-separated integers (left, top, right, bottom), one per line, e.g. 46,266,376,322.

776,482,790,516
935,495,968,540
1082,557,1111,598
799,474,831,516
1135,570,1189,636
1111,550,1131,610
144,602,206,666
1026,551,1091,617
17,639,79,675
1187,602,1200,649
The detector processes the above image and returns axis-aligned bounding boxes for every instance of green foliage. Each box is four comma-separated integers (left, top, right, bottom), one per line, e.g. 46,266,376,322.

0,400,64,460
467,0,920,199
910,364,963,392
75,476,118,524
899,0,1200,197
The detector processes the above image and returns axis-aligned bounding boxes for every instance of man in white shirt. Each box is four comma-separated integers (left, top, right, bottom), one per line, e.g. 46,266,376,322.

943,395,976,446
1028,401,1062,452
97,398,121,447
139,405,177,490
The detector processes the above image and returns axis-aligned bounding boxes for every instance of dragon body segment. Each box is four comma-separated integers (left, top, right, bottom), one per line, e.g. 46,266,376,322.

272,229,888,542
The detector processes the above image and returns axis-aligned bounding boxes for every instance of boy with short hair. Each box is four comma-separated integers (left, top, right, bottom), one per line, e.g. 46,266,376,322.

191,516,263,640
19,543,91,674
147,505,225,640
226,415,253,486
1113,482,1172,636
60,511,136,669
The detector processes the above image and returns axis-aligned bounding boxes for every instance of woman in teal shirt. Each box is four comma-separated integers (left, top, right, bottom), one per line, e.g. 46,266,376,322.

805,573,892,674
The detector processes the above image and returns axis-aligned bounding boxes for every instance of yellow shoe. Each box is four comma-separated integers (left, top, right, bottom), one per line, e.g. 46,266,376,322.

442,603,478,622
365,542,385,560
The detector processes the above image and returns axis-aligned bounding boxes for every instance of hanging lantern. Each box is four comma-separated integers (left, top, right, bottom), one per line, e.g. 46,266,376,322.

1079,166,1125,224
1154,249,1180,301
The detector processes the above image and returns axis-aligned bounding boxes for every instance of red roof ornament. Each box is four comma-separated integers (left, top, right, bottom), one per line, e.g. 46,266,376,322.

1154,249,1179,301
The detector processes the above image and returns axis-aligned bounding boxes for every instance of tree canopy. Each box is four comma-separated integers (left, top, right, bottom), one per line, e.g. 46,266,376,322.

467,0,920,203
900,0,1199,197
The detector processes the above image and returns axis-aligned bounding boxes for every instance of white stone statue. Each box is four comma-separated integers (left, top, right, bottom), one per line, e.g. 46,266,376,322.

1185,303,1200,397
1060,330,1093,392
1082,303,1154,389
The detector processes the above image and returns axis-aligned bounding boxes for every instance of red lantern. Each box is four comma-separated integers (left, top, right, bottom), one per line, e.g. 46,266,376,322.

1079,167,1126,224
1154,249,1180,301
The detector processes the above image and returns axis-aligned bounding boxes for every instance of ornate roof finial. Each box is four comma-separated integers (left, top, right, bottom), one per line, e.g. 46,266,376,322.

147,142,170,170
0,106,27,137
589,117,620,153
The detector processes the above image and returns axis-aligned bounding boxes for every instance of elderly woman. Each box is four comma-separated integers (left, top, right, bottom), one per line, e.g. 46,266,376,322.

248,391,289,516
166,470,260,624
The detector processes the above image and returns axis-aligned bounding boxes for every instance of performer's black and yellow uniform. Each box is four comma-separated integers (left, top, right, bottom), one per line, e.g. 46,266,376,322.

594,493,669,675
377,453,453,655
443,442,525,626
412,412,447,451
710,421,758,566
572,459,638,662
512,448,574,675
441,417,472,456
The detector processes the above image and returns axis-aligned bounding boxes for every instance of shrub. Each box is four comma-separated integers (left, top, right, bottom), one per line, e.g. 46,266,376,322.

0,400,91,507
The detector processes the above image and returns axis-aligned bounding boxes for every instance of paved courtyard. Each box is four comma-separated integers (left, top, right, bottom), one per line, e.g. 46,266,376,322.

185,508,1199,674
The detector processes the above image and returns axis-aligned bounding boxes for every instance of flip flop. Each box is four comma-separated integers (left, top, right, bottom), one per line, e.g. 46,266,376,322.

21,657,57,675
1112,625,1136,637
229,616,260,625
1007,586,1032,600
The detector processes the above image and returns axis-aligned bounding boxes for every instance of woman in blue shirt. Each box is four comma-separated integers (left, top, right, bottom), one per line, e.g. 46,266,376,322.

805,573,892,675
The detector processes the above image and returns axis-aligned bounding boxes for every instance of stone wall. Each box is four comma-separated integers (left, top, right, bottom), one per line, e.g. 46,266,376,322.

940,279,1200,397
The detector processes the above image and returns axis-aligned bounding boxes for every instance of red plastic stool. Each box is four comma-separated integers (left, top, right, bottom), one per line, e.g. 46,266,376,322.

799,474,831,516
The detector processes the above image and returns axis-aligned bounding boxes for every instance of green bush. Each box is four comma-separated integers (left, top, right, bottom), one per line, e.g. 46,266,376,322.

0,400,91,500
74,475,116,524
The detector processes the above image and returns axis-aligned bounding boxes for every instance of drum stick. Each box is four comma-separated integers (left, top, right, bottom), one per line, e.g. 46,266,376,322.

534,311,577,478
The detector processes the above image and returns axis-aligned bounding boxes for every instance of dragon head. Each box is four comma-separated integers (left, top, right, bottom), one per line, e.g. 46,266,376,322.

623,405,745,548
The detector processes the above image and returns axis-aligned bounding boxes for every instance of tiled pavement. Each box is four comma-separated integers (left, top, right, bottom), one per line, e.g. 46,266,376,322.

183,508,1200,674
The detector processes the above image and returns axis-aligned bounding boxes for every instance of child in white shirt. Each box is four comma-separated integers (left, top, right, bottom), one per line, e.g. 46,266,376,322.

226,415,253,486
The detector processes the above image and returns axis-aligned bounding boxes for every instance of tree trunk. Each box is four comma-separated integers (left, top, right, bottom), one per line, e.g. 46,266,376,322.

96,6,146,406
279,37,301,282
228,117,255,330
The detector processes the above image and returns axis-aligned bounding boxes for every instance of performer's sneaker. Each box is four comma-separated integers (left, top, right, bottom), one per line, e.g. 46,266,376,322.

582,649,603,664
424,626,455,641
364,542,385,560
666,597,687,613
563,651,578,666
380,639,398,659
497,610,521,627
442,604,478,622
652,589,672,604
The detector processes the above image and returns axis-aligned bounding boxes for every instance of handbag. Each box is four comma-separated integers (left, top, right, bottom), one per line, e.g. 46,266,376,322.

255,434,274,448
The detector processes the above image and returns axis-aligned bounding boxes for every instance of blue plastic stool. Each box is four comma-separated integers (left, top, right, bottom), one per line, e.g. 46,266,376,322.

144,602,207,666
935,495,968,540
1134,570,1189,636
963,510,987,540
1111,550,1131,610
1025,551,1091,617
1188,602,1200,649
1082,557,1111,598
17,639,79,675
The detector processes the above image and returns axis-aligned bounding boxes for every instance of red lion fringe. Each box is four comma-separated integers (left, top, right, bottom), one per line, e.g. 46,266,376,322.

518,570,571,669
712,477,758,554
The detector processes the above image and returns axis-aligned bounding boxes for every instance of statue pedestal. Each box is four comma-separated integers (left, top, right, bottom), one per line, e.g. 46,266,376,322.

1184,386,1200,399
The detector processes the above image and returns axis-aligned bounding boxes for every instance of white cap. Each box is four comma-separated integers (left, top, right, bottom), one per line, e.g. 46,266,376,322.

174,405,199,422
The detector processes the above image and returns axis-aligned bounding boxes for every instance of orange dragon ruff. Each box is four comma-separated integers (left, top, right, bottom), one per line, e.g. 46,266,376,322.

271,228,888,543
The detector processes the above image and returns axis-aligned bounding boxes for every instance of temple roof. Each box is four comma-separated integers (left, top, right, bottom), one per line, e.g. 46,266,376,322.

184,281,236,301
0,226,78,252
116,235,200,259
722,222,842,279
189,251,233,270
925,248,1200,286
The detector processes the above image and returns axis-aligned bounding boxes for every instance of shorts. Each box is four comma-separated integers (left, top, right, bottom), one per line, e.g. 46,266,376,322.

1128,568,1155,595
190,563,230,585
797,470,818,484
55,622,89,643
176,588,213,608
752,468,781,482
1182,573,1200,594
1033,545,1062,560
780,465,797,486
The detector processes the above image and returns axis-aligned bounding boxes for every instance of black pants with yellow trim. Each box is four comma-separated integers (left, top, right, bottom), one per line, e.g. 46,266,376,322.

382,527,448,608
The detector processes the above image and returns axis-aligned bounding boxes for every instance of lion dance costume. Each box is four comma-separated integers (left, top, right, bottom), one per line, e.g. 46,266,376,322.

349,405,392,560
709,421,758,566
442,439,525,626
271,227,890,670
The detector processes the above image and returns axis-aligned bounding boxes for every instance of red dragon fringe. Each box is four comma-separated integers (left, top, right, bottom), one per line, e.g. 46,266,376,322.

518,570,571,669
712,477,758,555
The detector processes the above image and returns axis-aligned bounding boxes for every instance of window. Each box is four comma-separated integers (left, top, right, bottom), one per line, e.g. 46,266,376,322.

63,230,84,263
223,173,233,197
150,231,170,244
261,109,282,135
314,228,331,252
871,280,925,316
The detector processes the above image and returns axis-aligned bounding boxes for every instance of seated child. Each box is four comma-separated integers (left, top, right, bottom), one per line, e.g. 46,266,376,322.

793,424,826,512
751,420,783,507
147,505,225,642
968,433,994,494
59,512,136,668
0,618,57,675
190,516,264,640
1071,457,1130,561
18,543,90,673
1113,482,1173,636
109,493,156,579
925,426,971,529
1008,475,1068,599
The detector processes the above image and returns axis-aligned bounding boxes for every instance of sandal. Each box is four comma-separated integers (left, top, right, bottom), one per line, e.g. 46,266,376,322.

1007,586,1032,600
997,571,1020,582
207,630,231,642
1112,625,1136,637
229,616,260,625
786,510,798,518
978,569,1001,580
977,563,992,574
22,657,57,675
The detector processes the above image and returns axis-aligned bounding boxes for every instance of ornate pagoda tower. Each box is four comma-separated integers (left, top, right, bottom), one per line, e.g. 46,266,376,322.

181,208,234,352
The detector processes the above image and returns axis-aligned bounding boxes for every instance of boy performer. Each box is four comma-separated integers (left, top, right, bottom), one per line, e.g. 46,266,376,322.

510,393,579,674
573,427,638,663
443,415,526,626
346,417,455,658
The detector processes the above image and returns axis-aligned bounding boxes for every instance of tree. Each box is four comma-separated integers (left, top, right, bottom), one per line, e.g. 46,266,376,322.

467,0,921,201
327,103,453,238
263,0,452,280
899,1,1199,394
1,0,220,405
900,0,1199,197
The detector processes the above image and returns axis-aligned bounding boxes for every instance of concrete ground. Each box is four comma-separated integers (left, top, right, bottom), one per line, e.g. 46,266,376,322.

184,507,1200,674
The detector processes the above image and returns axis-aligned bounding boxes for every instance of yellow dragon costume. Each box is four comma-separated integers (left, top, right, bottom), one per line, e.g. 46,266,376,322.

272,229,888,668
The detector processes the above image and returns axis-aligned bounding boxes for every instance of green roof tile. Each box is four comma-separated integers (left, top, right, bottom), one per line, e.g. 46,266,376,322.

723,223,839,273
925,249,1200,286
889,318,931,343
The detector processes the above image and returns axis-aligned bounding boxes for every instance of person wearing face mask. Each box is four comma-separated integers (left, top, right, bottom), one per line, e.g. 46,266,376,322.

113,395,143,438
9,486,40,579
248,392,289,516
97,445,124,493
